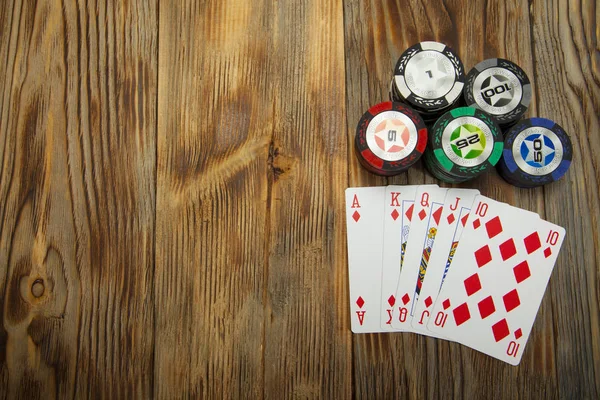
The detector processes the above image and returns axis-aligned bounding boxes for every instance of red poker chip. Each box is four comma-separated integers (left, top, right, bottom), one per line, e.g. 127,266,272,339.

354,101,428,176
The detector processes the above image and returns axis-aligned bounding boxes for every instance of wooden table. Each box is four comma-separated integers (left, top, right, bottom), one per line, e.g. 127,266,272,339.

1,0,598,398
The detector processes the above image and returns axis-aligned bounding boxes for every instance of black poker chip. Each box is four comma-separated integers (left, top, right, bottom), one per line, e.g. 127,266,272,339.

423,106,504,183
355,101,428,176
389,77,400,102
497,118,572,187
392,41,465,114
463,58,532,128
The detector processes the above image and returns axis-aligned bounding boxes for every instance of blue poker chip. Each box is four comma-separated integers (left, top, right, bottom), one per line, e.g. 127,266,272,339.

497,118,573,187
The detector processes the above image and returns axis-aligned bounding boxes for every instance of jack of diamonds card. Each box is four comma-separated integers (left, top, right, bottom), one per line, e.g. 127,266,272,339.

345,187,386,333
391,186,448,331
411,189,479,335
380,185,438,331
427,196,565,365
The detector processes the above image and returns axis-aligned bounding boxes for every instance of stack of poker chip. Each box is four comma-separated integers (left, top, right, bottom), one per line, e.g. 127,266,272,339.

422,107,504,183
355,41,574,186
463,58,532,130
354,101,428,176
496,118,573,188
390,41,465,124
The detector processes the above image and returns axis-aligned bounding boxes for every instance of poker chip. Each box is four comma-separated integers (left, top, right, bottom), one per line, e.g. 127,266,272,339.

355,101,428,176
392,41,465,115
463,58,532,128
390,77,446,126
497,118,572,187
423,107,504,183
389,77,400,102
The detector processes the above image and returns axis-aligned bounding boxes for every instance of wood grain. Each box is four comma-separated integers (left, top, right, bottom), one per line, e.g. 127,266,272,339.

261,1,351,398
0,0,157,398
0,0,598,398
154,1,273,398
154,0,351,397
530,0,600,397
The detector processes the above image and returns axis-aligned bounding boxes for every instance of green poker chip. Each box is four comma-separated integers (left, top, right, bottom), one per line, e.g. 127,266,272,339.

424,107,503,182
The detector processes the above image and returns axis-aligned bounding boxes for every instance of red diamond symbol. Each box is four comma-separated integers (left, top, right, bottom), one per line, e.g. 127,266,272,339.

514,328,523,339
432,206,443,225
391,209,399,220
492,318,510,342
524,232,541,254
472,218,481,229
387,295,396,307
513,260,531,283
401,293,410,305
424,296,433,308
544,247,552,258
418,209,427,220
499,239,517,261
447,213,455,225
352,211,361,222
474,245,492,268
478,296,496,319
485,216,503,239
453,303,471,326
461,213,469,227
503,289,521,312
464,273,482,296
406,204,414,221
442,299,451,310
356,296,365,308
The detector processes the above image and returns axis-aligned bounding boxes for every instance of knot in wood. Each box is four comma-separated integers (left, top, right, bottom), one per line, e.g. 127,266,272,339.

31,279,45,298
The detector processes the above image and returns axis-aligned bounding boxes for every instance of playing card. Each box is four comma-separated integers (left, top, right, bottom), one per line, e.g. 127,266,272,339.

380,185,437,330
391,186,449,331
427,196,564,365
411,189,479,334
345,187,386,333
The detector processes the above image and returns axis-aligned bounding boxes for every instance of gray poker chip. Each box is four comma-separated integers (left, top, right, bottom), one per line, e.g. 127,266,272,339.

464,58,532,127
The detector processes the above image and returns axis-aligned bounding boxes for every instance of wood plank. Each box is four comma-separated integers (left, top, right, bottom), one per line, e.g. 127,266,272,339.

154,0,352,396
343,1,440,396
261,0,351,398
430,2,561,399
530,0,600,397
0,0,158,398
0,3,18,395
154,1,274,397
344,2,465,397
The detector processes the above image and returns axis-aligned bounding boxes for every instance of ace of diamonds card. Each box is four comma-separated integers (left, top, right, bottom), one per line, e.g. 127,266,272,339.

345,187,386,333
